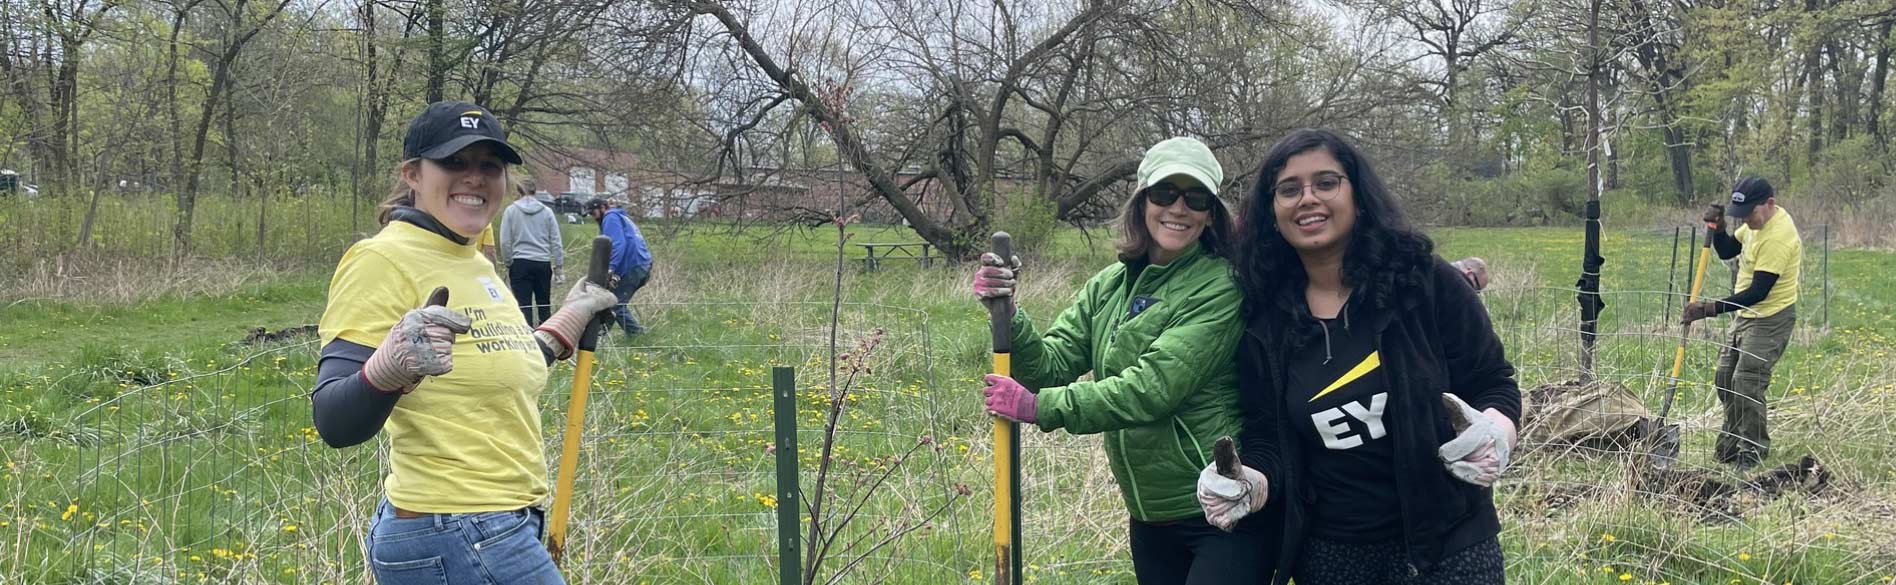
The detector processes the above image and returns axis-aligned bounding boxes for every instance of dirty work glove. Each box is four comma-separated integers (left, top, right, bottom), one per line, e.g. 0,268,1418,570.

981,374,1037,425
1703,204,1727,232
363,287,472,394
1451,257,1490,292
1680,300,1719,324
533,280,620,360
1196,464,1269,531
1438,393,1516,487
971,253,1022,311
554,271,566,286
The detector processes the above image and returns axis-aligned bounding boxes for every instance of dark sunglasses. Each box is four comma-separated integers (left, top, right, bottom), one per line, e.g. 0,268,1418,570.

1144,183,1217,212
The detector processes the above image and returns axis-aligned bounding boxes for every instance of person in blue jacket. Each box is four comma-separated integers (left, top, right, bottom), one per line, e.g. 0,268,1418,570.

586,197,653,336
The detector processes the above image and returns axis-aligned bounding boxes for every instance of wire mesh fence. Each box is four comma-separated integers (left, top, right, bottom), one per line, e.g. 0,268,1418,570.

3,223,1891,585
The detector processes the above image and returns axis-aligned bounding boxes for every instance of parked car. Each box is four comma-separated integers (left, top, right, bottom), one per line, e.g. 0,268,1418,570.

553,193,585,214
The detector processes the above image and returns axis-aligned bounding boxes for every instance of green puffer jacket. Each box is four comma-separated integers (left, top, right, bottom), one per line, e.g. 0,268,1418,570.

1012,243,1244,522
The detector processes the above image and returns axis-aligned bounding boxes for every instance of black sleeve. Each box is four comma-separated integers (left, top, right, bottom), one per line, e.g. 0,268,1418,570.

1711,229,1742,261
310,340,400,448
1434,261,1522,424
1713,271,1779,315
1235,336,1286,503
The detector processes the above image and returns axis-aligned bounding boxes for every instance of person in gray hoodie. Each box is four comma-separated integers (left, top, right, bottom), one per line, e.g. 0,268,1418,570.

499,182,564,325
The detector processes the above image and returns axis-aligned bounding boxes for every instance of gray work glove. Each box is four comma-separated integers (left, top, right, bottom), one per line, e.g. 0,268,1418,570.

971,252,1022,313
533,280,620,359
1438,393,1516,487
362,287,472,393
1196,463,1268,531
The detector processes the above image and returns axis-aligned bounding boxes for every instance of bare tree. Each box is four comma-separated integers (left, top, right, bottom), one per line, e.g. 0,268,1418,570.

172,0,292,254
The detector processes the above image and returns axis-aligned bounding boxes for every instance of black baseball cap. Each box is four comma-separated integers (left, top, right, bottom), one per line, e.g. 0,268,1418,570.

586,197,611,210
402,101,523,164
1728,176,1773,217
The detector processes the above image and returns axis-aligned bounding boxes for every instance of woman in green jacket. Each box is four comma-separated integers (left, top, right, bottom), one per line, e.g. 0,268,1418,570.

973,137,1272,584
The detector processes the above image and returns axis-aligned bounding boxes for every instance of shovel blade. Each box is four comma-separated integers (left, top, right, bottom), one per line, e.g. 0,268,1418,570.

1647,424,1681,470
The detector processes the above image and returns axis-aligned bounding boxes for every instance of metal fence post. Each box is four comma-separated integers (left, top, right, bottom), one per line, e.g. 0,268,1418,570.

1666,226,1681,323
774,367,801,585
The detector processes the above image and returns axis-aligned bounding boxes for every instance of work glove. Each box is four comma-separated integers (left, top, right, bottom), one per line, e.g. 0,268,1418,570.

554,271,566,286
1703,205,1727,232
971,253,1022,313
1438,393,1516,487
1451,256,1490,292
1196,463,1269,531
362,287,472,394
981,374,1037,425
1681,300,1718,324
608,272,622,290
533,280,621,359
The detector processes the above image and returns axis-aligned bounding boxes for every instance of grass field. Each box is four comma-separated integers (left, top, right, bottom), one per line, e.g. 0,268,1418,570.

2,217,1895,584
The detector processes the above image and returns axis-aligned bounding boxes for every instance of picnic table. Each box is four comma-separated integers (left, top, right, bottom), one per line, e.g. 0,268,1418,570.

858,242,935,271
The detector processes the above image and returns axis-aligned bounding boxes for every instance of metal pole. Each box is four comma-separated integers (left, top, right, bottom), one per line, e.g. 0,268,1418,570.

1666,226,1680,323
1823,224,1830,331
774,367,802,585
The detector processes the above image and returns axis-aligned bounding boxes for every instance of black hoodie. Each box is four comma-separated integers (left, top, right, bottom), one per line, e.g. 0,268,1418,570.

1237,257,1520,583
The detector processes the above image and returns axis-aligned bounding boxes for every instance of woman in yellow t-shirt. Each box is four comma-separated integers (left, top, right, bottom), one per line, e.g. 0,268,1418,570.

311,101,616,584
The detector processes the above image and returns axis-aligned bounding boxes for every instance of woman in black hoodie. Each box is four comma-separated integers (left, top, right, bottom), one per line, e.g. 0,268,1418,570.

1196,129,1521,584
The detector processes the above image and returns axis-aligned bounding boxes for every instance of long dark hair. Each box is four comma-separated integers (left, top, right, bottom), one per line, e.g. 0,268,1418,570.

1114,186,1237,264
1233,129,1434,335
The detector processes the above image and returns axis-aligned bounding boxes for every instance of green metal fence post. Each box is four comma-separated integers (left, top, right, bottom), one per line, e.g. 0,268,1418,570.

774,367,801,585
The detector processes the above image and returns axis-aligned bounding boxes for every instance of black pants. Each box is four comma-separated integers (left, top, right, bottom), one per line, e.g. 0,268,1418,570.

508,259,553,326
1294,535,1504,585
1128,515,1275,585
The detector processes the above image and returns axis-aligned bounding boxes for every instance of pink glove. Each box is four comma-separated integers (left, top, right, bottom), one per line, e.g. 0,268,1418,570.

971,253,1021,313
982,374,1037,424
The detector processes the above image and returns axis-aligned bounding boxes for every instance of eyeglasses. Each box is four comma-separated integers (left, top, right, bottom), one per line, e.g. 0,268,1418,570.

1273,173,1348,206
1145,183,1217,212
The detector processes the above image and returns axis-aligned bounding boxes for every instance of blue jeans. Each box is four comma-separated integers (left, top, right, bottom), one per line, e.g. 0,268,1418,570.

609,264,651,335
365,500,565,585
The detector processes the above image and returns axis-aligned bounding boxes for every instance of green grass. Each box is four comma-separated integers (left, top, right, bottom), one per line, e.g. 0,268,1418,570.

1,220,1894,584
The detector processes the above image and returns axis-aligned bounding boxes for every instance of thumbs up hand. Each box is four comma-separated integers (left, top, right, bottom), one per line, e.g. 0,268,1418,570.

363,287,473,394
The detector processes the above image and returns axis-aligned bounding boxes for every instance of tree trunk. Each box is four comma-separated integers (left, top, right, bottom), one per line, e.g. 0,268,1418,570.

426,0,445,102
1664,125,1695,206
1804,0,1825,164
1870,19,1892,150
166,4,191,194
78,188,104,246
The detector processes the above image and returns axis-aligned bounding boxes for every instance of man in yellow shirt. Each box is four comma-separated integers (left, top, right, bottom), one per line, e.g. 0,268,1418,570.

1681,176,1801,470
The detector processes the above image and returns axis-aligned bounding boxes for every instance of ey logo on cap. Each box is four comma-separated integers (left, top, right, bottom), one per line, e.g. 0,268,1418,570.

1731,191,1747,204
459,110,484,129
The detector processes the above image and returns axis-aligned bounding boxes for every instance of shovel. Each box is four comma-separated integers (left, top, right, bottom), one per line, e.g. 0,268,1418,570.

986,232,1023,585
1651,223,1717,469
547,235,614,564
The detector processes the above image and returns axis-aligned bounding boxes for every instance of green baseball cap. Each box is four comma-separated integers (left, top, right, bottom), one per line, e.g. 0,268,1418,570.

1138,137,1224,196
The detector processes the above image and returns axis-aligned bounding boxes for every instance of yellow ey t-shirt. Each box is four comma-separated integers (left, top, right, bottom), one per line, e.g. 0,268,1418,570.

318,221,550,513
1732,207,1800,319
